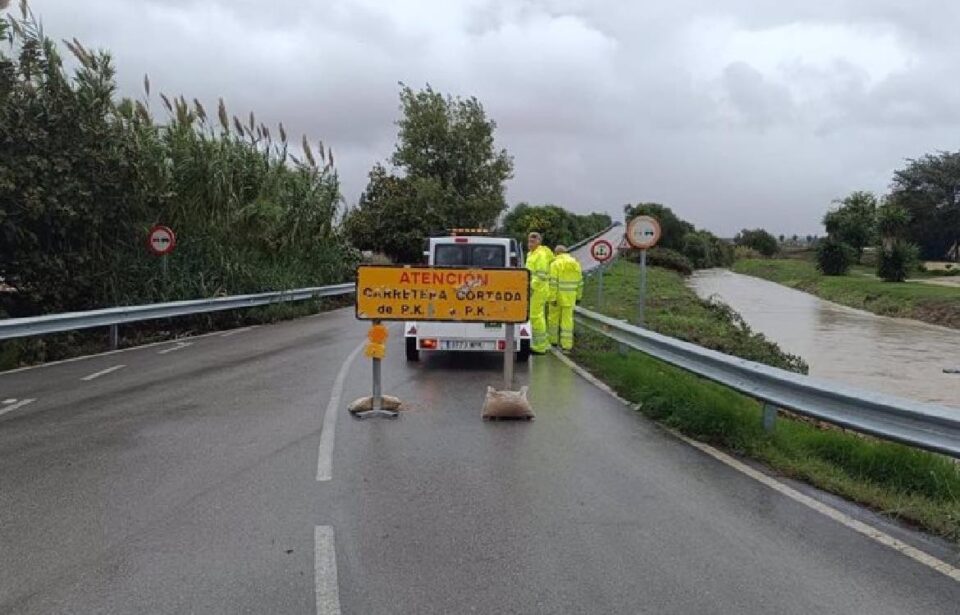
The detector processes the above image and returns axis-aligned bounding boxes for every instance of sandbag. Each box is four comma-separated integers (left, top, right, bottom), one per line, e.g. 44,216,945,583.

347,395,403,414
481,386,534,420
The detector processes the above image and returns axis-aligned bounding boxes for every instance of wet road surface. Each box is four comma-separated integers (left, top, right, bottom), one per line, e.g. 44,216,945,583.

2,308,959,613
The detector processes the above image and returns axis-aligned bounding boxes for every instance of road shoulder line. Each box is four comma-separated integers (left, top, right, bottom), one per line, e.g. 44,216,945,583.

550,349,960,583
316,343,365,481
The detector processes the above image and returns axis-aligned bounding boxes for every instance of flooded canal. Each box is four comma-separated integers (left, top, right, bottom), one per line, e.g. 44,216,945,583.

689,269,960,408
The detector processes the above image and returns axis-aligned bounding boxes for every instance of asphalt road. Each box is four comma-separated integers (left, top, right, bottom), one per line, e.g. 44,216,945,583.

2,308,959,614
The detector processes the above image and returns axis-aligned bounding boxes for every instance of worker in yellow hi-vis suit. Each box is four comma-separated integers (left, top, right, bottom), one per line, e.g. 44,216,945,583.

525,232,554,355
548,245,583,351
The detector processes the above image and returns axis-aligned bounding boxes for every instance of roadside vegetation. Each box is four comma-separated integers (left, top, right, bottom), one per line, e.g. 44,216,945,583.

575,260,960,540
500,204,611,250
622,203,733,270
733,257,960,329
0,4,358,366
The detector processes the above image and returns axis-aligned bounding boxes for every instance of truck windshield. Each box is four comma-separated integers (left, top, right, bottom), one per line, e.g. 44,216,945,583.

434,244,506,267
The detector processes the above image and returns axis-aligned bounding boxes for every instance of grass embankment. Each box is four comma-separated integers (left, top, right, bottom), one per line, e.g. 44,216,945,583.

732,258,960,329
573,260,960,540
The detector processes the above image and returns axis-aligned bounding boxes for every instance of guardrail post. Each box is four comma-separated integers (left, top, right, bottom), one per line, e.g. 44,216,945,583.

762,402,777,433
109,324,119,350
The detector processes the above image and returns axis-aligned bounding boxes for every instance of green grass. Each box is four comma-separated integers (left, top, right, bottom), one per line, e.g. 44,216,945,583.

733,258,960,329
574,261,960,540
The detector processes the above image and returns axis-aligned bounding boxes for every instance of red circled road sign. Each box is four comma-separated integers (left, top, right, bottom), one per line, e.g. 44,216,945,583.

590,239,614,263
147,225,176,256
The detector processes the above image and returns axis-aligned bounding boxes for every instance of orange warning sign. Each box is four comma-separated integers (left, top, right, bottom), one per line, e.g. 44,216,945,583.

356,266,530,323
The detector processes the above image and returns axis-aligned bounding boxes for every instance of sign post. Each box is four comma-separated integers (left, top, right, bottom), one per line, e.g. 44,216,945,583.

625,216,661,327
358,321,394,419
590,239,614,310
355,265,531,418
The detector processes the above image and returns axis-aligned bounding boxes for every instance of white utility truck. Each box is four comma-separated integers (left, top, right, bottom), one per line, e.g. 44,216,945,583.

404,231,532,362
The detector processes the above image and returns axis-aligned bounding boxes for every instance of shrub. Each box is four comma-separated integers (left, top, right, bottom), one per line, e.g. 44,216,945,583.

878,241,919,282
626,247,693,276
816,237,855,276
734,228,779,257
734,246,761,260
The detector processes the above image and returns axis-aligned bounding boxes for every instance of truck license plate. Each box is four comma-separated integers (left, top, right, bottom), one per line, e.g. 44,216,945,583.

441,340,495,351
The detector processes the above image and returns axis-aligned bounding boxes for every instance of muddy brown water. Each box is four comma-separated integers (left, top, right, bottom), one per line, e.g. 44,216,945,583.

689,269,960,409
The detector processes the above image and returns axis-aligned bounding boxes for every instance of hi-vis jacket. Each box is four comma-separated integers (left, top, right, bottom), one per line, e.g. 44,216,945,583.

526,245,555,294
548,253,583,306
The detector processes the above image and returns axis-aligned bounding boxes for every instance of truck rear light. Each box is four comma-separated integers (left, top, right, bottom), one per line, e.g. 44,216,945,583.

497,340,506,351
420,339,438,349
454,237,469,243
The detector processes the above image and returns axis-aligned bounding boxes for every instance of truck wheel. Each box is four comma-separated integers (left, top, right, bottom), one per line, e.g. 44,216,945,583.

405,337,420,362
517,339,531,363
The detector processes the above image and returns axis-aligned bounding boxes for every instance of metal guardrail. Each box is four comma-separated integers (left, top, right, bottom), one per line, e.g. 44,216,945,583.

0,283,356,343
566,222,623,253
575,306,960,458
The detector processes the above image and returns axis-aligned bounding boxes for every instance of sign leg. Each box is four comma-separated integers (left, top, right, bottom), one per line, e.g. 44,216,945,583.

356,319,398,419
504,323,515,390
639,249,647,327
598,265,604,311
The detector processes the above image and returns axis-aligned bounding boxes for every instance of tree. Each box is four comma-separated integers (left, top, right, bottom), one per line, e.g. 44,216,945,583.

889,152,960,261
345,85,513,262
734,228,778,257
500,203,611,249
822,191,877,263
623,203,693,251
876,203,918,282
816,237,854,275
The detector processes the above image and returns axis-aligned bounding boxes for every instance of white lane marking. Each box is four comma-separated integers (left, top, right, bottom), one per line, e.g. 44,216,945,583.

220,326,254,338
316,343,366,481
80,364,126,381
157,341,193,355
0,398,36,418
552,350,960,583
314,526,342,615
2,398,15,404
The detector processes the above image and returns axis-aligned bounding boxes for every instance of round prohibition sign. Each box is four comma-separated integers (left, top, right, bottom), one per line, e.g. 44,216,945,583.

626,216,661,250
590,239,614,263
147,225,176,256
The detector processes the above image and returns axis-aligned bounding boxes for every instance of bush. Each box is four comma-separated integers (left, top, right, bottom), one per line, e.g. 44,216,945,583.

878,241,919,282
734,246,761,260
680,231,733,269
816,237,855,275
626,247,693,276
0,7,355,320
734,228,779,257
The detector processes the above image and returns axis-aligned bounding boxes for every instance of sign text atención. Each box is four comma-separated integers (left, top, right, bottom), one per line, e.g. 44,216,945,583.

356,266,530,323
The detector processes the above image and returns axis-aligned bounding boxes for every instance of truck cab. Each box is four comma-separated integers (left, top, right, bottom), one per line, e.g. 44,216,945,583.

404,231,532,362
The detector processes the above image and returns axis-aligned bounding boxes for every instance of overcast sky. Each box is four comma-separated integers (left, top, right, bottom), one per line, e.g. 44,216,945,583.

25,0,960,236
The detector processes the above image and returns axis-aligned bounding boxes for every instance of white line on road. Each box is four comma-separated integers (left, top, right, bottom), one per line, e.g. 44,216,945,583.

157,341,193,355
220,326,254,338
80,364,126,381
314,526,342,615
316,343,365,481
552,349,960,584
0,398,36,418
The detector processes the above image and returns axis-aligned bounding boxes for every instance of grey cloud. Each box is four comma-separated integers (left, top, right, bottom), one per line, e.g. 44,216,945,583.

21,0,960,236
720,62,795,129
